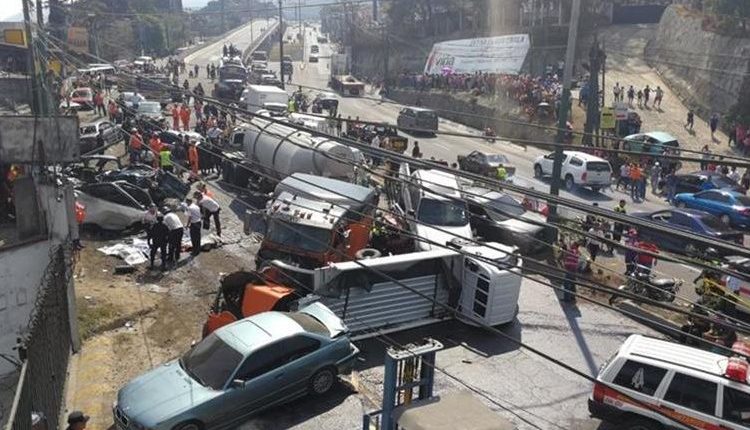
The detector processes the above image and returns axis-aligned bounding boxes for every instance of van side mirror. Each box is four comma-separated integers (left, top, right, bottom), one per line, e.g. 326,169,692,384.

407,210,415,217
230,379,245,389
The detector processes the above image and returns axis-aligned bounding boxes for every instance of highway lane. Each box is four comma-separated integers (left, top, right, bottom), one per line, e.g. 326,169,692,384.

184,18,277,70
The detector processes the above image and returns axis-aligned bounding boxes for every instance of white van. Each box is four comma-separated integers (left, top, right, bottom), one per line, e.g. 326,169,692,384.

533,150,612,192
397,165,473,251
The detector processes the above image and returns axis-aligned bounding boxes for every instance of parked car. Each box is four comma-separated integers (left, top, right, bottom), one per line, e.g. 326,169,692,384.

79,119,122,154
463,187,551,254
623,131,679,156
135,101,167,132
533,150,612,192
397,107,439,134
113,303,359,430
76,181,153,230
309,54,319,63
310,45,320,54
457,151,516,177
119,92,146,110
673,190,750,229
632,208,744,256
672,171,746,195
66,155,123,185
589,334,750,430
70,87,94,109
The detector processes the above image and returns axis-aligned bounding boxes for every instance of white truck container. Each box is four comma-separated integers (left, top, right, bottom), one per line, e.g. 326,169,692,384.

240,84,289,114
331,53,349,76
228,116,365,185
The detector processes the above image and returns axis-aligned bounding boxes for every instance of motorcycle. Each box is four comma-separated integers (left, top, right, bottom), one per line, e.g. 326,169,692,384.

610,265,682,304
680,307,738,352
483,127,496,143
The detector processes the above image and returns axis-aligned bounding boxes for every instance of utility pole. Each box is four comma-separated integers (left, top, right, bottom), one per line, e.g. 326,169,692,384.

221,0,226,33
22,0,42,114
382,25,389,85
582,37,604,147
547,0,581,218
373,0,378,22
35,0,50,114
278,0,285,89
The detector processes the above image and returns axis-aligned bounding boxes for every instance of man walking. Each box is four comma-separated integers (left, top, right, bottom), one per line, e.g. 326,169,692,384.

148,214,169,270
171,103,180,130
183,197,202,256
710,113,720,140
613,82,621,102
654,86,664,108
195,191,221,236
686,109,695,130
128,128,143,164
180,103,191,132
613,199,627,242
627,85,635,107
643,85,651,107
163,207,184,266
650,162,661,195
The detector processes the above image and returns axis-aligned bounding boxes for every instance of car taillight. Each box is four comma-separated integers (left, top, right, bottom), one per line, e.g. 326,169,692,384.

593,383,606,403
581,172,587,182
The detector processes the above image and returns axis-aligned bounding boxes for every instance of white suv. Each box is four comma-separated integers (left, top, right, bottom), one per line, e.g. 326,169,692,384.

533,150,612,192
589,334,750,430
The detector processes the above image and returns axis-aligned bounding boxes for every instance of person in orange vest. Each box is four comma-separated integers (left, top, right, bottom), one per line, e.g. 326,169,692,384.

188,142,199,179
629,163,642,202
180,104,191,131
171,104,180,130
128,128,143,164
149,134,163,168
107,100,118,122
636,239,659,276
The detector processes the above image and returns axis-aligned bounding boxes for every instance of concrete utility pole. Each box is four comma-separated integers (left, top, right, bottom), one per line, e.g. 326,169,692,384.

583,37,605,147
547,0,581,219
36,0,50,114
22,0,42,114
278,0,285,89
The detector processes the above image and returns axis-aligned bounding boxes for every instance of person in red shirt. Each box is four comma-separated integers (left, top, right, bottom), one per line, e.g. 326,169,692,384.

128,129,143,164
636,240,659,275
188,142,199,179
180,104,191,131
149,135,163,168
171,104,180,130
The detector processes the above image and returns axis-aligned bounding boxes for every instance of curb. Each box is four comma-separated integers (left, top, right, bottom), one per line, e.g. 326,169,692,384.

615,299,684,338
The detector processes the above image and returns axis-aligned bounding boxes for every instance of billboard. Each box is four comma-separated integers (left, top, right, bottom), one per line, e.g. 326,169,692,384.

2,29,26,47
67,27,89,53
424,34,530,75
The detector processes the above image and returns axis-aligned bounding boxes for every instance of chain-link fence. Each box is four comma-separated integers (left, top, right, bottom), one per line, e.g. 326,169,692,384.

4,244,73,430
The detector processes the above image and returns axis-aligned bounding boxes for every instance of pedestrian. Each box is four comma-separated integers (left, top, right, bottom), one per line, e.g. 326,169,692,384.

180,103,191,131
65,411,89,430
107,100,118,122
729,166,741,183
411,141,422,158
128,128,143,164
148,214,169,270
710,113,720,140
496,164,508,181
163,207,184,265
654,86,664,108
188,142,199,178
627,85,635,107
629,163,641,201
618,162,630,191
665,171,677,203
686,109,695,130
636,89,643,108
142,203,159,234
562,242,580,302
94,91,105,116
194,64,199,77
587,224,603,263
183,197,202,256
160,146,173,172
643,85,651,107
636,239,659,276
171,104,180,130
195,191,221,236
149,134,162,169
650,162,661,195
613,82,621,102
700,145,710,170
613,199,627,242
194,99,203,123
196,182,214,198
624,229,638,274
335,114,343,136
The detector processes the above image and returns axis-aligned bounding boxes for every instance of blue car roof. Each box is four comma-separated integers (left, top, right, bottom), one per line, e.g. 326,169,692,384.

216,312,305,355
645,131,677,142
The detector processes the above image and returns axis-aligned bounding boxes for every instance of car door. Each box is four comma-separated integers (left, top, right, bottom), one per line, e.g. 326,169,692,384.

467,152,483,173
467,202,491,238
641,211,673,247
693,191,728,217
540,153,560,174
658,372,721,428
79,183,142,230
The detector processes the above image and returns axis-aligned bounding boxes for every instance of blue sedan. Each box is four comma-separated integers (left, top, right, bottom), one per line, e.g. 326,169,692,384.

673,190,750,229
113,303,359,430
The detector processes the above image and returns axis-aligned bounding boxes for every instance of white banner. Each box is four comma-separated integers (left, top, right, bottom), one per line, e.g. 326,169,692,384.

423,34,531,75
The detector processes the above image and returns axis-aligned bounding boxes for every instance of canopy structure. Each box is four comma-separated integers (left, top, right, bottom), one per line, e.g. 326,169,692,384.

394,391,516,430
423,34,530,75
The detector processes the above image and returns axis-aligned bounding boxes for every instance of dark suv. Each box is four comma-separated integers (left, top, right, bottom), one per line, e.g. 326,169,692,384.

397,107,439,134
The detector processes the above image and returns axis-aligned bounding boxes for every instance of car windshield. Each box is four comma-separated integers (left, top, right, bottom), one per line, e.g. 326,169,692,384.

73,90,90,98
179,333,243,390
138,103,161,114
486,193,525,219
699,214,730,231
486,154,508,164
586,161,611,172
266,219,331,252
713,176,738,188
417,111,437,120
417,198,469,227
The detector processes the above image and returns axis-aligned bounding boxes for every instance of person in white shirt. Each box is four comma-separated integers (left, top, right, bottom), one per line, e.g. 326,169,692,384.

194,191,221,236
728,166,741,183
182,198,203,256
162,207,184,264
142,204,160,233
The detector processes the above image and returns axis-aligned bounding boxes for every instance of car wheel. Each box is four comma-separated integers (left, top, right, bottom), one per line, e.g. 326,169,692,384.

533,164,543,178
565,175,574,191
309,367,337,397
677,201,686,208
621,418,662,430
685,243,698,257
720,214,731,225
173,421,203,430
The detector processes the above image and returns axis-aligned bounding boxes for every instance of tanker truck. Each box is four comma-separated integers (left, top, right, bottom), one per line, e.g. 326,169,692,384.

222,116,366,192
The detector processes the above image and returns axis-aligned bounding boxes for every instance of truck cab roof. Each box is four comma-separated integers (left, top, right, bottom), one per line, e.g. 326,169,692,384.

275,173,376,207
269,191,347,229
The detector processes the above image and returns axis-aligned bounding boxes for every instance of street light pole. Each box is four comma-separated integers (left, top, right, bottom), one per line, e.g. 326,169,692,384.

547,0,581,219
278,0,285,89
22,0,41,114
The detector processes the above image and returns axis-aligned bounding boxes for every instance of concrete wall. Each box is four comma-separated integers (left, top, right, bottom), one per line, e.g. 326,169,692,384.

647,5,750,120
0,77,31,108
0,182,76,376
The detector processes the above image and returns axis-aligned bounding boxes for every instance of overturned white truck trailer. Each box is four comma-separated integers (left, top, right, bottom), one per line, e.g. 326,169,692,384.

222,116,365,191
298,240,523,338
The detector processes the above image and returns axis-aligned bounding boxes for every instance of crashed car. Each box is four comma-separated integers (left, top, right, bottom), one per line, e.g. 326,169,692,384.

458,151,516,178
79,119,122,155
135,101,168,132
113,303,358,430
76,181,153,231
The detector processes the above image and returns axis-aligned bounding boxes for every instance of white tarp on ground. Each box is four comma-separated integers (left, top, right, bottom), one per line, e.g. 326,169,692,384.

423,34,531,75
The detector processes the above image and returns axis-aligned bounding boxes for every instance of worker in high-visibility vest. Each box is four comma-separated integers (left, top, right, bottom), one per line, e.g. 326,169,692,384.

160,147,173,173
287,98,296,113
496,164,508,181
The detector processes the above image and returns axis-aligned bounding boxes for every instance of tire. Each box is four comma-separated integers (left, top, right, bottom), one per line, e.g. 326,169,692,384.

533,164,543,178
309,367,337,397
355,248,381,259
620,417,662,430
565,175,575,191
720,214,731,225
173,421,203,430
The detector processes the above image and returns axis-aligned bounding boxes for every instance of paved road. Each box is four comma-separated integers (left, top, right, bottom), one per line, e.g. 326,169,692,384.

184,18,277,71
